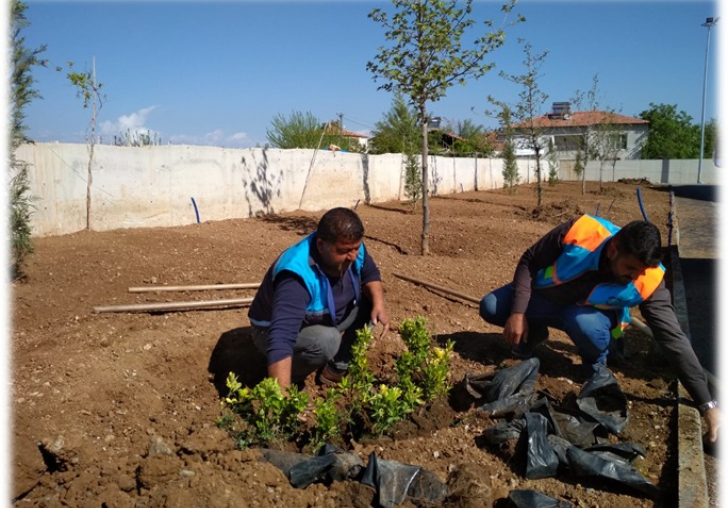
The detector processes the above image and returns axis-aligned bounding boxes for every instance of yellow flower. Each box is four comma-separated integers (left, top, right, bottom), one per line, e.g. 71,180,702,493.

433,347,447,359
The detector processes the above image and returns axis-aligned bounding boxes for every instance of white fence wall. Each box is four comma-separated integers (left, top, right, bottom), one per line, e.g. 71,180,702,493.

16,143,718,237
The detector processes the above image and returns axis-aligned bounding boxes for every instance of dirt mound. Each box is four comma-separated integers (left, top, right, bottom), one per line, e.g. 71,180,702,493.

13,182,685,507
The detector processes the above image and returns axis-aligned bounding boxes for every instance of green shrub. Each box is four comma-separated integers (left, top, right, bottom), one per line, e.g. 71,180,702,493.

219,316,454,448
222,373,308,448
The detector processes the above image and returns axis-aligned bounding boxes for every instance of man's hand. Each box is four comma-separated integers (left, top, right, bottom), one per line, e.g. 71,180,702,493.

503,312,528,347
703,407,721,444
371,305,390,339
363,280,389,339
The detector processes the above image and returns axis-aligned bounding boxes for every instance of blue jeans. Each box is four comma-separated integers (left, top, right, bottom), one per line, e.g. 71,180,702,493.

479,284,616,375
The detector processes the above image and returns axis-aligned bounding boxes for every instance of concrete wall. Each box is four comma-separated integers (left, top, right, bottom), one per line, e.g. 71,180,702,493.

558,157,719,185
16,142,718,237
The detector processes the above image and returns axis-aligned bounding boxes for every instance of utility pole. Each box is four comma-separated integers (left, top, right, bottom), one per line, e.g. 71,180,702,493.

697,17,719,184
337,112,348,149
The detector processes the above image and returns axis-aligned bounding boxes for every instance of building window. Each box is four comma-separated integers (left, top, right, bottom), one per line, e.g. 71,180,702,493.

609,134,628,150
553,135,582,151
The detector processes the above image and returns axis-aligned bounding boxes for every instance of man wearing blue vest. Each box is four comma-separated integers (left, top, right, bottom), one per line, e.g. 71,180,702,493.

479,214,720,443
248,207,389,391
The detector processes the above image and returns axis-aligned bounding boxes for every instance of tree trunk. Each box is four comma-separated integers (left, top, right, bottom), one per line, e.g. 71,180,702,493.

420,105,430,256
86,58,97,231
534,147,543,208
86,143,94,230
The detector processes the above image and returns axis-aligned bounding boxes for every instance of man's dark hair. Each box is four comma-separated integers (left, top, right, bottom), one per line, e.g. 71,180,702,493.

316,207,364,243
615,220,663,266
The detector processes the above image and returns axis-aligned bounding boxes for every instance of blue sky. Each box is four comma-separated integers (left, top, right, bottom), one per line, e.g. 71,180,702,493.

20,0,722,149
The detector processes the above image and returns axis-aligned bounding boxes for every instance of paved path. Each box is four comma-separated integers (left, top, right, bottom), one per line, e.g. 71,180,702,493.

670,184,719,508
672,184,718,380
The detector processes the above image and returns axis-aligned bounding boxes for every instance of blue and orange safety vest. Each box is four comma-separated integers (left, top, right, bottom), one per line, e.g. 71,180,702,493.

534,214,665,338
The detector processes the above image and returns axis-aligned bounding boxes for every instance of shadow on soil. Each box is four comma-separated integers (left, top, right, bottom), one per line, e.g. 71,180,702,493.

259,214,318,236
208,326,267,397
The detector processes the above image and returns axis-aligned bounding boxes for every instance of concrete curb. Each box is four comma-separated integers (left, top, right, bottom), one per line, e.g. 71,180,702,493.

671,198,710,508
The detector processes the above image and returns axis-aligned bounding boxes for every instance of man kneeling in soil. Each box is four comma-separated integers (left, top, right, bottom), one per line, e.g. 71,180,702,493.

479,214,720,442
248,207,389,391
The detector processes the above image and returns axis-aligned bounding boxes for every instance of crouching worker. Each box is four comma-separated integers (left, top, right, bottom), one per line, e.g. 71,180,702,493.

248,207,389,392
479,214,720,442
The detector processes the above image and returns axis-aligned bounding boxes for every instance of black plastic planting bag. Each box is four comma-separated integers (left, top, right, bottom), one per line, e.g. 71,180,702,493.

584,443,647,466
566,446,658,498
522,412,559,479
260,449,312,474
576,364,628,434
534,400,602,448
360,452,448,508
468,358,541,417
507,489,574,507
480,417,527,445
261,444,364,489
545,434,573,468
288,453,337,488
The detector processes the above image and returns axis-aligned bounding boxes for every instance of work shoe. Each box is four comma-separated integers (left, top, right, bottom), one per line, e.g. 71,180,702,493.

317,364,346,386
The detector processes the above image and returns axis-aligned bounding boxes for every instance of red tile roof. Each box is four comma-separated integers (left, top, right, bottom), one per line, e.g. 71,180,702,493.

518,110,649,129
341,128,368,139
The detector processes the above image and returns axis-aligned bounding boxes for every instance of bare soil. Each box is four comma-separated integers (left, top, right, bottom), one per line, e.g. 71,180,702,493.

11,181,708,507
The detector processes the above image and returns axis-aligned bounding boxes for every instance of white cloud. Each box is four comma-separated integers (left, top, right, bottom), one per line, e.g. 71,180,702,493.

230,132,249,142
103,107,254,148
100,106,158,134
100,106,160,144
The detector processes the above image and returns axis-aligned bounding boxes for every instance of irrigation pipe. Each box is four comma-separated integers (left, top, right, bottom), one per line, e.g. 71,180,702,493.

631,316,718,388
93,297,254,314
392,272,480,305
636,187,650,222
129,283,260,293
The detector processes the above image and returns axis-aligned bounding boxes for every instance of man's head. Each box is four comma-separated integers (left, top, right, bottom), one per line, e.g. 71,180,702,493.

315,207,365,277
606,220,662,284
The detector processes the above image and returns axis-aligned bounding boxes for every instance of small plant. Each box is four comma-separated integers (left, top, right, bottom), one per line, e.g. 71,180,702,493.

218,317,454,449
368,384,413,436
10,159,36,277
397,316,454,403
341,324,422,436
403,151,422,212
222,372,309,447
309,388,343,453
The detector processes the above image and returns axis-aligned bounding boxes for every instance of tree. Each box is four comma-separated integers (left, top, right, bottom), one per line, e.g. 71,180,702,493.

368,93,420,155
266,111,350,151
570,74,602,195
266,110,324,149
67,59,104,230
10,0,47,277
454,119,494,156
367,0,521,255
497,105,519,193
490,38,549,206
546,137,559,186
573,147,584,186
403,151,422,211
591,110,622,190
114,129,162,147
638,103,703,159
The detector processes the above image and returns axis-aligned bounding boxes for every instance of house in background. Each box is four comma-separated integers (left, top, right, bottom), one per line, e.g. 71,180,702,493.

514,102,649,161
323,121,369,151
339,128,368,151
